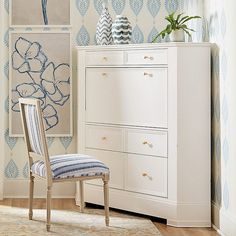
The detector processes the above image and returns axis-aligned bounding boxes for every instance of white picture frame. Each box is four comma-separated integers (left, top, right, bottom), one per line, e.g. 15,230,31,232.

10,0,71,27
9,31,73,137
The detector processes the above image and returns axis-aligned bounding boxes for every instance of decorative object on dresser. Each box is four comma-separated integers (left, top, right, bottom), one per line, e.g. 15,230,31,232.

96,3,113,45
76,43,211,227
152,13,201,42
112,15,132,44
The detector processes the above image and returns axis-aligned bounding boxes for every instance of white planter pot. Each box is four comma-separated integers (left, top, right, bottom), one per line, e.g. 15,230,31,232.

169,30,185,42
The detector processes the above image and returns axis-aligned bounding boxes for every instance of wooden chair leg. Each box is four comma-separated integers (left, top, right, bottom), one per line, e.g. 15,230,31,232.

103,177,109,226
79,180,84,213
46,186,52,231
29,175,34,220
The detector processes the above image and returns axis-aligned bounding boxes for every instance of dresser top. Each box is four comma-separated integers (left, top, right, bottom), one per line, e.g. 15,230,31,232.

76,42,212,51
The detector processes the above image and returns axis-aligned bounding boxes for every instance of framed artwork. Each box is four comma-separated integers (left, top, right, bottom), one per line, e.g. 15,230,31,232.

10,0,71,27
9,31,72,137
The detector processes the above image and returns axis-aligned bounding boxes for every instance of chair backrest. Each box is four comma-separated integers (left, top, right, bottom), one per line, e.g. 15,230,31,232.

19,98,52,181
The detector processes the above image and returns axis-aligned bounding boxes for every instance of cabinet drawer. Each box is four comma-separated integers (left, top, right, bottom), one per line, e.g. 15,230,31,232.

86,68,167,128
126,49,168,65
85,149,125,189
86,125,123,152
86,51,124,65
126,129,167,157
125,154,167,197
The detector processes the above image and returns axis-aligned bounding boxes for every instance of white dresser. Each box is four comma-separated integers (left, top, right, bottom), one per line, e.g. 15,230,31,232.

76,43,211,227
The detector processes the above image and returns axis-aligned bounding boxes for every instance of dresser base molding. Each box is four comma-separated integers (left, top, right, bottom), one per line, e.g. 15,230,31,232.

167,219,211,228
76,183,211,227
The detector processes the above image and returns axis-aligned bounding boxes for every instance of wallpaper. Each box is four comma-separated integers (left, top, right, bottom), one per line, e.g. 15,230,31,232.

204,0,236,234
3,0,191,180
205,0,228,210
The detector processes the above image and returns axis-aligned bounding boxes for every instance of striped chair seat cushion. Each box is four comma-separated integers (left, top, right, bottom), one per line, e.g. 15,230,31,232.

31,154,109,179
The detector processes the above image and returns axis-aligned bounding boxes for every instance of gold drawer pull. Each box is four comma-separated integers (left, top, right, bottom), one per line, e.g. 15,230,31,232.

143,72,153,77
142,141,153,148
142,172,153,180
102,56,108,61
102,72,107,76
102,137,107,140
144,56,154,60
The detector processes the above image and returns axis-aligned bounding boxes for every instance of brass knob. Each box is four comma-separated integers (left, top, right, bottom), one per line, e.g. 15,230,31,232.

142,172,152,180
102,137,107,140
144,56,154,60
102,72,107,76
102,57,108,61
142,141,153,148
143,72,153,77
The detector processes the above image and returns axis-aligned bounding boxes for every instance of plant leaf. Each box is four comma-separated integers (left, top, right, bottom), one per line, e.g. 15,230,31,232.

178,15,190,24
181,16,201,24
176,13,184,24
182,28,191,37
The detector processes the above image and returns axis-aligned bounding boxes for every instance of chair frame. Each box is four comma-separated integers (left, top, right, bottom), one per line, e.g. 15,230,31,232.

19,98,109,231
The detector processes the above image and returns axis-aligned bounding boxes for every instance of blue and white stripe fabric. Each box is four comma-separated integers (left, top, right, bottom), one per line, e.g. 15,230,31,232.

24,105,44,155
31,154,109,179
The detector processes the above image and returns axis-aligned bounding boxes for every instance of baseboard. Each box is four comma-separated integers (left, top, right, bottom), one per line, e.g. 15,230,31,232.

212,224,226,236
212,202,220,229
220,208,236,236
3,179,76,198
167,219,211,228
211,202,236,236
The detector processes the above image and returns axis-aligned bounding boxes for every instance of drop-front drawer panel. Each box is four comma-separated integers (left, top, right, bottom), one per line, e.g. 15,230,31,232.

86,68,167,128
85,149,125,189
126,49,168,65
85,125,123,152
125,154,167,197
126,129,167,157
86,51,124,65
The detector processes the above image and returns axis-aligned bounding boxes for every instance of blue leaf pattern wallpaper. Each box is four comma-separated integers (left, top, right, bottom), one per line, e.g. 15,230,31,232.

112,0,125,15
204,1,236,234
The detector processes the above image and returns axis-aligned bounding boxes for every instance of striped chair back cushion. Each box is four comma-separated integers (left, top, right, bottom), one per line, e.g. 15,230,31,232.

24,104,44,155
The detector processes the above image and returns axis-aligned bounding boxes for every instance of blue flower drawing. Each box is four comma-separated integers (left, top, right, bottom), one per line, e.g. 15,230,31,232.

12,37,47,74
11,37,70,131
40,62,70,106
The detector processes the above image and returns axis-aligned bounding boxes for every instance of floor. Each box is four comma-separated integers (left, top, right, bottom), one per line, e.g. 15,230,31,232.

0,198,220,236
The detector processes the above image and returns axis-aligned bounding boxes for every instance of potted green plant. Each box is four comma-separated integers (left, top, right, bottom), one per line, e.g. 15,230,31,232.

152,12,201,43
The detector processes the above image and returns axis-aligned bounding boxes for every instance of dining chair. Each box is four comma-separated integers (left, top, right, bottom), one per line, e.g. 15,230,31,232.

19,98,110,231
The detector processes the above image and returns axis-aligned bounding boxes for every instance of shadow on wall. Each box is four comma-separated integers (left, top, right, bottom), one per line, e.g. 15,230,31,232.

210,43,222,226
201,6,223,224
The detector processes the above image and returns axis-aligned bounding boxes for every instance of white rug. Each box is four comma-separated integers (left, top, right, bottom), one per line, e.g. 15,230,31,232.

0,206,162,236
